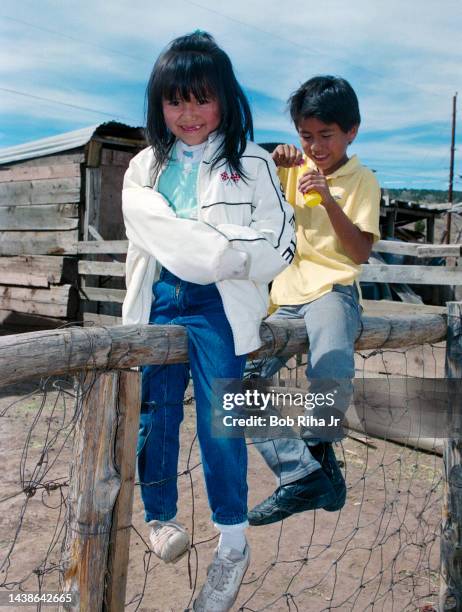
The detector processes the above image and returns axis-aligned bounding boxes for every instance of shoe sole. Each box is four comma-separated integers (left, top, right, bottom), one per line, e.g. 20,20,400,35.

168,544,190,564
323,491,346,512
248,488,336,526
193,557,250,612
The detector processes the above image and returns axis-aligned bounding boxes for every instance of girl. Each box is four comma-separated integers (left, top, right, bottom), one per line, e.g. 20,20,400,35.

122,31,295,612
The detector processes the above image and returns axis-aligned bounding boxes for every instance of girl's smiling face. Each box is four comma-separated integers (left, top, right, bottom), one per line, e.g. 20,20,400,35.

162,93,221,145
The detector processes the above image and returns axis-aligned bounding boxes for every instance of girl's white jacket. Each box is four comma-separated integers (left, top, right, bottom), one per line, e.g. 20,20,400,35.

122,133,296,355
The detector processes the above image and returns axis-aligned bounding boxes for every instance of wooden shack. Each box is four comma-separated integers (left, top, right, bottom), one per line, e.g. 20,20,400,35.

0,122,145,332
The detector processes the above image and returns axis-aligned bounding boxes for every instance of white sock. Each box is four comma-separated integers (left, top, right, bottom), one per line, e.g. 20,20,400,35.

215,522,247,556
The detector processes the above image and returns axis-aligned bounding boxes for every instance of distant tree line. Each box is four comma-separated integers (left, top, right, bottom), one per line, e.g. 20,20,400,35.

385,188,462,204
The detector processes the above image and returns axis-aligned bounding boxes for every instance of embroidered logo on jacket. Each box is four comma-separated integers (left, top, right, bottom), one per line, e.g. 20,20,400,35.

220,171,241,184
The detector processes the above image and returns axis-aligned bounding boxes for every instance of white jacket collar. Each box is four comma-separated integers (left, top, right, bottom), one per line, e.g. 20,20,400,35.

201,131,224,163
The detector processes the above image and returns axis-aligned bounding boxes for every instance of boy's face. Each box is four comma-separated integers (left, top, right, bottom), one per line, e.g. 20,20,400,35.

297,117,358,175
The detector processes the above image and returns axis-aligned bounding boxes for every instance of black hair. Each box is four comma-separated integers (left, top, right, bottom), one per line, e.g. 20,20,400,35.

146,31,254,179
289,76,360,133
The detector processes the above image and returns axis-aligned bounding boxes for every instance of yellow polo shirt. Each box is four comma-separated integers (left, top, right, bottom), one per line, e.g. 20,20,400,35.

271,154,380,306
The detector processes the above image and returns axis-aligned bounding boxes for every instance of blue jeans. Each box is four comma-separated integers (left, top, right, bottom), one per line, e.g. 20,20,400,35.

253,284,362,486
139,269,248,525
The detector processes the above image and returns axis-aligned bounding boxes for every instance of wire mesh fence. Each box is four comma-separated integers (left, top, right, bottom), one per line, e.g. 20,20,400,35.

0,323,447,611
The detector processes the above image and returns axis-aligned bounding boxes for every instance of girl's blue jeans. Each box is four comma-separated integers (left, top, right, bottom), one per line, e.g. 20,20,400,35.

139,269,248,525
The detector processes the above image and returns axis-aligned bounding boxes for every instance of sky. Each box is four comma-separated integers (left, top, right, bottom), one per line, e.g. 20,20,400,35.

0,0,461,190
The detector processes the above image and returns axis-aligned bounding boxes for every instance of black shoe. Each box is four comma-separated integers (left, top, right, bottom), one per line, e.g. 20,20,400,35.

248,468,336,526
308,442,346,511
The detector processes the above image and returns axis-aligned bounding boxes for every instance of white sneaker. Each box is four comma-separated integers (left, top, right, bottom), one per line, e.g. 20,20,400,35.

193,545,250,612
148,519,190,564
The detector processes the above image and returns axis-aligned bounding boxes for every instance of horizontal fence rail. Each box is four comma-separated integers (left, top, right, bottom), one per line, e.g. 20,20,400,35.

72,239,462,258
0,314,447,389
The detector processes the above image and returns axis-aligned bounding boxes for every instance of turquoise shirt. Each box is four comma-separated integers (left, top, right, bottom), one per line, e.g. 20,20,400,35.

158,149,200,220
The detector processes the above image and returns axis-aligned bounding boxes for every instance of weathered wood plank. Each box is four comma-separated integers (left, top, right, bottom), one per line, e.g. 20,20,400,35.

101,149,135,167
80,287,126,303
0,314,448,387
0,163,81,183
83,168,102,239
0,204,79,230
98,164,126,241
62,371,124,611
440,302,462,611
0,266,49,288
85,140,102,168
362,299,447,316
417,244,462,258
105,370,140,612
360,264,462,285
78,260,125,277
346,406,443,455
0,255,78,287
374,239,462,259
72,239,462,261
0,284,78,318
0,177,81,205
372,240,421,256
4,152,84,168
73,240,128,255
0,230,79,255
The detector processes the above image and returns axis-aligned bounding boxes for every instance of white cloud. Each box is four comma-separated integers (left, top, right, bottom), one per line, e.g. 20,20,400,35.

0,0,460,188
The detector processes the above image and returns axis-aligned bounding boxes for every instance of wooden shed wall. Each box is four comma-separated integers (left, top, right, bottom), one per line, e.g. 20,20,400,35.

79,148,136,321
0,151,84,328
0,152,84,256
0,144,142,330
98,149,134,240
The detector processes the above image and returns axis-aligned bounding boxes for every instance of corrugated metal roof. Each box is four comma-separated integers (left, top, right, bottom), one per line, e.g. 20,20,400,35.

0,125,100,165
0,122,145,165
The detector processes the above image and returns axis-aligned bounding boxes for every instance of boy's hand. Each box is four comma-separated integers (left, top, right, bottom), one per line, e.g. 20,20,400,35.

272,144,304,168
298,171,335,206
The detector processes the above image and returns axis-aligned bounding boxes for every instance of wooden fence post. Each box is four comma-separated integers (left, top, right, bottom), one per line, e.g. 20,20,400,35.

104,370,141,611
62,369,140,611
440,302,462,611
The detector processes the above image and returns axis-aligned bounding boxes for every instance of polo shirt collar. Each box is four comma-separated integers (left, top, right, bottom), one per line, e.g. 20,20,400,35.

325,155,360,179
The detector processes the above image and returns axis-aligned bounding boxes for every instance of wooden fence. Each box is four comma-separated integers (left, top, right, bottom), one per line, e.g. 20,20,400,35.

74,238,462,326
1,226,461,327
0,305,461,610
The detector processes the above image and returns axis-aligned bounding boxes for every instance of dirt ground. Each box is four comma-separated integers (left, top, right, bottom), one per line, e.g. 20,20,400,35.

0,359,443,612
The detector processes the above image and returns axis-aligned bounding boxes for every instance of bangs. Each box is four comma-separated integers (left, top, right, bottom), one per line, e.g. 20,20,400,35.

145,30,253,180
159,54,220,102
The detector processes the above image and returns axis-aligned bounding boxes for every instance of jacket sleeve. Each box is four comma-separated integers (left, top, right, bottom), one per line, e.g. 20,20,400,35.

122,151,249,285
216,154,296,283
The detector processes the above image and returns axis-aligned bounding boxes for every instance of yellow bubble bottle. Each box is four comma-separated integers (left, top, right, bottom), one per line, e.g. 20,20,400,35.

299,161,322,207
303,191,323,207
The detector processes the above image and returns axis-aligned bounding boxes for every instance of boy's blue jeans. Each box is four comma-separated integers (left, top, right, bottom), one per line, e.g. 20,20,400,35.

139,269,248,525
252,284,361,486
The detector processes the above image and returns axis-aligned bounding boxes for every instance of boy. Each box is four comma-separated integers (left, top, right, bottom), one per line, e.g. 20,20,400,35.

249,75,380,526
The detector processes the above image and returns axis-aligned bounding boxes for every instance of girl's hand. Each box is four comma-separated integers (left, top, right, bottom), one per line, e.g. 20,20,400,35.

272,144,304,168
298,171,335,206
